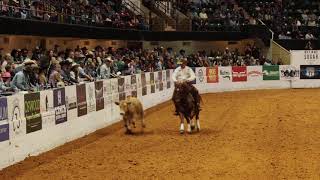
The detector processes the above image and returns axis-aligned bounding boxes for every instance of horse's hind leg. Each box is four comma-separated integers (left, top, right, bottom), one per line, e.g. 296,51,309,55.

179,113,185,134
196,113,200,132
186,117,192,134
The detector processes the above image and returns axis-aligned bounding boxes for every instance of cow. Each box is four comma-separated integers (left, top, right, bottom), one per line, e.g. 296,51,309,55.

115,96,145,134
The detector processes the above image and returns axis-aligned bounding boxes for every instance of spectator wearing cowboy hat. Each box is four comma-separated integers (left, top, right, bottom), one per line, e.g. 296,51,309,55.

11,59,35,92
70,62,81,83
60,59,78,85
99,56,113,79
49,63,64,88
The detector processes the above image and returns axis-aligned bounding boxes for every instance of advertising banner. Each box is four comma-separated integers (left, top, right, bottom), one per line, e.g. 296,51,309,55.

158,71,164,91
131,75,137,97
196,67,207,84
103,79,112,106
95,81,104,111
141,73,147,96
166,70,171,89
86,82,96,113
247,66,263,82
111,78,119,102
263,65,280,80
206,66,219,83
8,94,26,139
118,77,126,101
65,85,77,121
40,90,55,128
300,65,320,79
219,66,232,82
291,50,320,66
280,65,300,80
162,70,167,89
24,92,42,134
150,72,155,93
0,98,9,142
76,84,87,117
190,67,196,84
232,66,247,82
53,88,67,125
124,75,131,98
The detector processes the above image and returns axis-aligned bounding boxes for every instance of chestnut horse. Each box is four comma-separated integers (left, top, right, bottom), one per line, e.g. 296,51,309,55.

172,81,201,134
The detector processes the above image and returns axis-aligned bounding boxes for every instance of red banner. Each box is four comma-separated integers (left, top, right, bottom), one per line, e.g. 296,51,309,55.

206,67,219,83
232,66,247,82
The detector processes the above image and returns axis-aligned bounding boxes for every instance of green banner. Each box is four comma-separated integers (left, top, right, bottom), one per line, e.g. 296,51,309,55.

263,65,280,80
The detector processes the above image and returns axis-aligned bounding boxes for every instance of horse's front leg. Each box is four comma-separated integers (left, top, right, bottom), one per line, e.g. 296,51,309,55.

179,113,185,134
186,117,192,134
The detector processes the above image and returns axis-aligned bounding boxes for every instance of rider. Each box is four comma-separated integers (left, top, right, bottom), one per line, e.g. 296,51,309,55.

172,57,201,115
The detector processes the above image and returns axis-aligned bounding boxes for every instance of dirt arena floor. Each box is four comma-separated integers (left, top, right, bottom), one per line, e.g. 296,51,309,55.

1,89,320,179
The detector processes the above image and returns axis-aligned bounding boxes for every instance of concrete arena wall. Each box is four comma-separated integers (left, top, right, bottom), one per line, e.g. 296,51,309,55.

0,66,319,170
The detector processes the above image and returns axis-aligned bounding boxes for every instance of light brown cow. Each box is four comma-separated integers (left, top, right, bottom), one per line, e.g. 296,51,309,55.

115,96,145,134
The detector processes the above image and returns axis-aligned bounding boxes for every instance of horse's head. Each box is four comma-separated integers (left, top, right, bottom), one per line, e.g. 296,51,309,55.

174,81,189,100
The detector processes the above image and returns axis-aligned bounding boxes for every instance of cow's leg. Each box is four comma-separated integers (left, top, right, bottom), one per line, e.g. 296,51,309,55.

125,118,133,134
179,113,184,134
196,119,201,132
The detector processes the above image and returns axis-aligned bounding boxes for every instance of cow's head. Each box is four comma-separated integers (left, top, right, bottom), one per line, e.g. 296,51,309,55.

115,100,132,116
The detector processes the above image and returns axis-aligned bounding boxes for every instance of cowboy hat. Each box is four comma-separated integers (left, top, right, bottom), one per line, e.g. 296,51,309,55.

71,63,80,68
23,59,36,66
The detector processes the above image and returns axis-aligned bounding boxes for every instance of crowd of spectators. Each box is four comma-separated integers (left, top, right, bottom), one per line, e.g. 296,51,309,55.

0,43,277,94
0,0,149,30
238,0,320,40
174,0,249,31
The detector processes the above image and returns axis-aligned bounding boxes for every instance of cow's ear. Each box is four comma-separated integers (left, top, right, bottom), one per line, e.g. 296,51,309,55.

115,102,120,106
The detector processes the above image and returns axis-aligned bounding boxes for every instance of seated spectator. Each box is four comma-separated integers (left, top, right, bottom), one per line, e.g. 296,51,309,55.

49,63,64,88
99,57,113,79
11,60,35,92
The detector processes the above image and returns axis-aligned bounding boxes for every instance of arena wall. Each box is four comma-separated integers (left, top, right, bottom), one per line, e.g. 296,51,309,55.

0,64,319,170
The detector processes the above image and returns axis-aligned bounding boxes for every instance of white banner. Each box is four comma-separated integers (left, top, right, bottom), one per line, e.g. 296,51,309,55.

291,50,320,66
219,66,232,82
86,82,96,113
103,79,112,106
196,67,207,84
8,94,26,139
280,65,300,80
65,85,77,121
247,66,263,82
110,78,119,102
40,90,55,129
124,75,131,97
162,70,167,89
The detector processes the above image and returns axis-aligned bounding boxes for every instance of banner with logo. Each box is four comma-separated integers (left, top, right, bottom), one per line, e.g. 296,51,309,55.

232,66,247,82
103,79,112,106
300,65,320,79
53,88,67,125
206,66,219,83
86,82,96,113
280,65,300,80
40,90,55,128
150,72,156,93
196,67,207,84
219,66,232,83
65,85,77,121
166,70,171,89
263,65,280,80
158,71,164,91
141,73,147,96
131,75,137,97
0,98,9,142
95,81,104,111
111,78,119,102
247,66,263,82
8,94,26,139
76,84,87,117
291,50,320,66
136,74,142,98
162,70,167,89
118,77,125,101
24,92,42,134
124,75,131,98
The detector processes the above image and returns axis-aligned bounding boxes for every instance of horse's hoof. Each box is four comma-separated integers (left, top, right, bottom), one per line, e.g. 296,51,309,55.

191,125,196,130
179,130,184,134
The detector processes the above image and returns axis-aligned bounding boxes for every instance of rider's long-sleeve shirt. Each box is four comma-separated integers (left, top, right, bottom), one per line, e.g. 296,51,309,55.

172,66,196,82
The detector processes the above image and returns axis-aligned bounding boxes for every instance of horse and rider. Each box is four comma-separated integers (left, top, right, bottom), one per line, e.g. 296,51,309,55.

172,58,202,134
